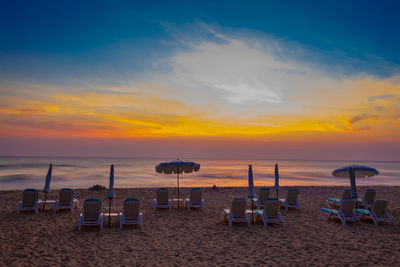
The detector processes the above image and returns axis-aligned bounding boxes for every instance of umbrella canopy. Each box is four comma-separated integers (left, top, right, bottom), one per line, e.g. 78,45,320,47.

332,165,379,198
43,164,52,193
274,164,279,197
248,165,256,198
155,159,200,208
156,159,200,174
107,164,115,199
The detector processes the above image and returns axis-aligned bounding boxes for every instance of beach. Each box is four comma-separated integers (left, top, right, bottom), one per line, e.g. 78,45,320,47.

1,186,399,266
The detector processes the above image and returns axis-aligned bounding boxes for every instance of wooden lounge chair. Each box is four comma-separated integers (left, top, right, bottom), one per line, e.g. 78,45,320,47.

17,188,41,214
153,188,171,210
78,199,103,231
256,187,270,210
357,189,376,209
259,198,284,226
326,189,352,207
53,188,78,213
356,199,392,226
320,198,359,226
280,189,301,211
223,198,250,227
120,198,143,230
185,188,205,212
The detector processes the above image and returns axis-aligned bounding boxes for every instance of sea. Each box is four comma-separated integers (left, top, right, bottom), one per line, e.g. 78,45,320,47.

0,157,399,190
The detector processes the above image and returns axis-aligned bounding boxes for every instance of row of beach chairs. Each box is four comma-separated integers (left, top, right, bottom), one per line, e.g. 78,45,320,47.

223,188,301,227
17,187,392,230
17,188,78,214
321,189,392,226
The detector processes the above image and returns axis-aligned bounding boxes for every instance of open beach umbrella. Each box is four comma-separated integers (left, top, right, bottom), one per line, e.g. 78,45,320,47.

107,164,115,227
274,164,280,198
42,164,52,211
155,159,200,208
248,165,256,223
332,165,379,199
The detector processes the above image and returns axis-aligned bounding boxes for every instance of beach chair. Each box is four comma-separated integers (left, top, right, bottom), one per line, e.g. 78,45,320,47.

280,189,301,211
78,199,103,231
256,187,270,209
17,188,41,213
259,198,284,226
53,188,78,213
153,188,171,210
185,188,205,212
320,198,359,226
223,198,250,227
357,189,376,209
326,189,352,207
120,198,143,230
356,199,392,226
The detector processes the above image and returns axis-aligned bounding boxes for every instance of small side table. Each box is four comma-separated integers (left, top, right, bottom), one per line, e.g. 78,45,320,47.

171,198,184,208
40,200,56,211
104,213,120,227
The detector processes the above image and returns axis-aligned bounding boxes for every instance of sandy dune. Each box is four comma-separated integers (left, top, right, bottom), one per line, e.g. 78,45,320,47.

1,186,399,266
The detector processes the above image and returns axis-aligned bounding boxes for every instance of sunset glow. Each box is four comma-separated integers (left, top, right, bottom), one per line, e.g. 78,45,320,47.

1,2,399,160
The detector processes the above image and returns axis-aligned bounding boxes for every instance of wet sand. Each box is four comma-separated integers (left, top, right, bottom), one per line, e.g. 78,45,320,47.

1,186,399,266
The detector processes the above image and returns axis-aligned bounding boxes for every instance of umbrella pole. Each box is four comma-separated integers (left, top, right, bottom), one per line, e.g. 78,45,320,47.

42,192,48,212
108,198,112,228
177,172,180,208
276,189,279,199
251,196,254,224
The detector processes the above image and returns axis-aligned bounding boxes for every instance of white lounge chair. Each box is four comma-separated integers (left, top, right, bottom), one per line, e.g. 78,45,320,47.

120,198,143,230
259,198,284,226
17,188,41,214
280,189,301,211
185,188,205,212
326,189,352,207
356,199,392,226
357,189,376,209
78,199,103,231
256,187,270,210
53,188,78,213
153,188,171,211
320,198,359,226
223,198,250,227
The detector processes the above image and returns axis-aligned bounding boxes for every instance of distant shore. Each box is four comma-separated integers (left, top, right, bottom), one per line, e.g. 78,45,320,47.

1,186,399,266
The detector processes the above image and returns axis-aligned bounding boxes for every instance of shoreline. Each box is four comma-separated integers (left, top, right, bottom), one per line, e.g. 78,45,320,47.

1,186,399,266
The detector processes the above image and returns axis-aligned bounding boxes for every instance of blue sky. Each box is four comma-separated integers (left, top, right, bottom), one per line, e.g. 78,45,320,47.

1,0,400,83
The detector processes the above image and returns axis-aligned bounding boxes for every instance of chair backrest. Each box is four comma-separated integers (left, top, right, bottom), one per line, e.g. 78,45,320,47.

342,189,352,199
157,188,169,205
286,189,299,205
339,198,356,217
22,189,38,207
123,198,140,220
190,188,202,205
59,188,74,206
372,199,387,218
264,198,280,218
231,198,246,218
258,188,270,205
83,199,101,221
363,189,376,206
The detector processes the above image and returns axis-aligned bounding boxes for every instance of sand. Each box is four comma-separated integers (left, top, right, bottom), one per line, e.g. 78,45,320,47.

1,186,399,266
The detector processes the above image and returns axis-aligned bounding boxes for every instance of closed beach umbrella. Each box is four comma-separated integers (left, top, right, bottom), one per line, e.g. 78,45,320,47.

332,165,379,199
274,163,280,198
248,165,256,198
107,164,115,227
248,165,256,223
42,164,52,211
155,159,200,208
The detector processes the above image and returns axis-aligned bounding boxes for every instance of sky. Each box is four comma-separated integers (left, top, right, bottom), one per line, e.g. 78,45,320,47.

0,0,400,161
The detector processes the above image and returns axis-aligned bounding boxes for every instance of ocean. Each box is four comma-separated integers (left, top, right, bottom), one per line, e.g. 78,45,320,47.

0,157,399,190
